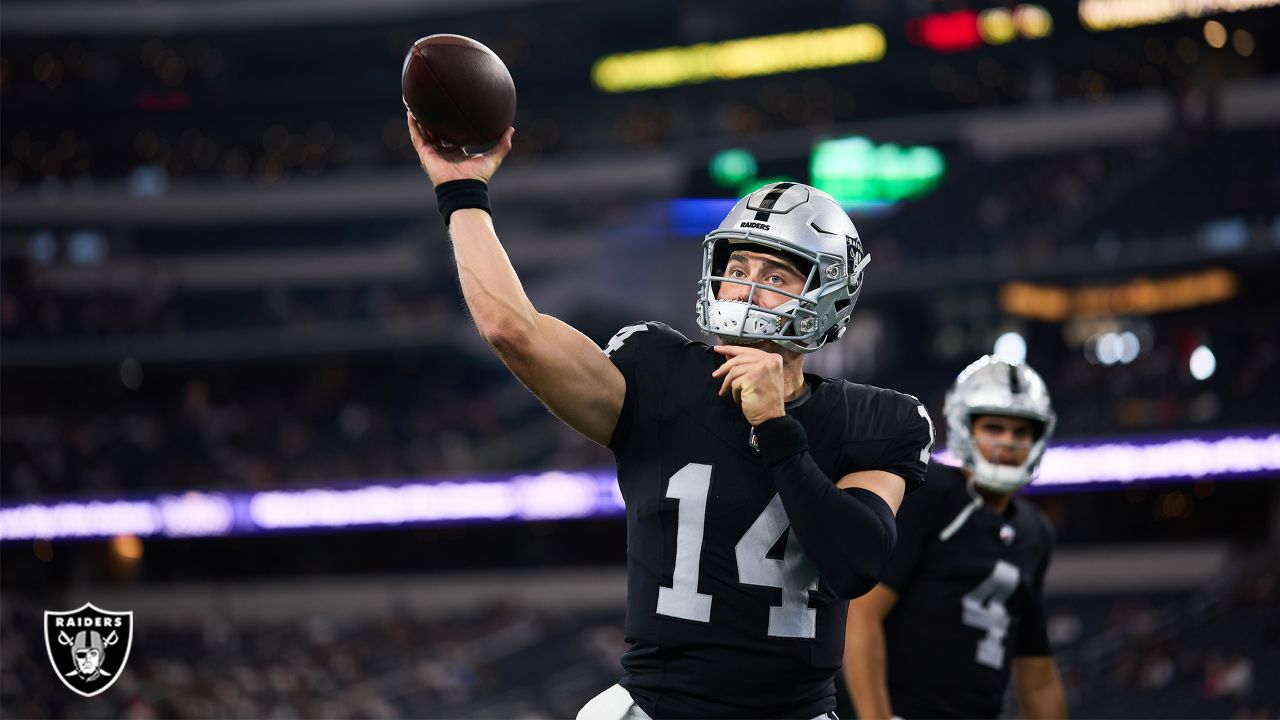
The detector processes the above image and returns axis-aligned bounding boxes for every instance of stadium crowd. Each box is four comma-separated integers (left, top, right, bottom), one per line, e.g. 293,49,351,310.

3,567,1274,719
2,291,1274,500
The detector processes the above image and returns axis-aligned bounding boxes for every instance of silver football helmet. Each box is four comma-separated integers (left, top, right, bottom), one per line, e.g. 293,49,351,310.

944,356,1057,493
696,182,870,354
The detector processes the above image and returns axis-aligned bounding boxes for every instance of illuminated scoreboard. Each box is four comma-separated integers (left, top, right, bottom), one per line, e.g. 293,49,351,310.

684,136,947,217
673,136,949,235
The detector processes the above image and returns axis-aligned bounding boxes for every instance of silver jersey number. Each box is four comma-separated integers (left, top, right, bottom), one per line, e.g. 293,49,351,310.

962,560,1020,669
657,463,819,638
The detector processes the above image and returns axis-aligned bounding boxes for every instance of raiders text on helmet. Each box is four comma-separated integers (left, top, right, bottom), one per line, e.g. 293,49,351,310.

944,356,1057,493
697,182,870,353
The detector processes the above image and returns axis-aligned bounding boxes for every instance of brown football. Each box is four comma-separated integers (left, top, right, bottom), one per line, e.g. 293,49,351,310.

401,34,516,152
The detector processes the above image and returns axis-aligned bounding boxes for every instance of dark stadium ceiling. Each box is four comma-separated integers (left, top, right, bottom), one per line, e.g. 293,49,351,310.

0,0,564,34
0,0,1099,36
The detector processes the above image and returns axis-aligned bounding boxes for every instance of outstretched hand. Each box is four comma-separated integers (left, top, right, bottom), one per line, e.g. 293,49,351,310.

407,111,514,186
711,344,788,427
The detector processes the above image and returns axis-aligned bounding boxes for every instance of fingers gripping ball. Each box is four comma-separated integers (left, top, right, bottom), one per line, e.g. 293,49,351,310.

401,34,517,154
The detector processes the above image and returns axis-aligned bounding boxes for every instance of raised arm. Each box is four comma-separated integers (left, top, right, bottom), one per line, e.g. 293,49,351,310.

409,117,625,446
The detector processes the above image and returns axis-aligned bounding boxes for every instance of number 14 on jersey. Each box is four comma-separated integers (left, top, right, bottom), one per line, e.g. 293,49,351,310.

657,463,820,639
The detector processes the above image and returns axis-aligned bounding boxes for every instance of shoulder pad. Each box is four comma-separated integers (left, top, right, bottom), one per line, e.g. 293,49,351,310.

604,321,689,357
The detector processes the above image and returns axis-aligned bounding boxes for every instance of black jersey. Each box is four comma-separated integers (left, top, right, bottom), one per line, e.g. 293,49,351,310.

877,463,1054,719
605,322,933,719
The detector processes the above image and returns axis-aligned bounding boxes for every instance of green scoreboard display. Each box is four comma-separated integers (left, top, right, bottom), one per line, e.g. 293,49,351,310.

675,135,948,235
697,136,946,207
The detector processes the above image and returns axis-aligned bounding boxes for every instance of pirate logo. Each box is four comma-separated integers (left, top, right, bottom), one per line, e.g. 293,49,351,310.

846,234,867,295
44,603,133,697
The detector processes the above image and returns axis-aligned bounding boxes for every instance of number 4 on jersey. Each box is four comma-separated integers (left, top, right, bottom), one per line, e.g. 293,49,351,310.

962,560,1020,669
604,323,648,357
736,494,820,638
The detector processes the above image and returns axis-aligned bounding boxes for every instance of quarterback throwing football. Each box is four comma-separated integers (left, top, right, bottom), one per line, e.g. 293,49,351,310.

410,118,934,720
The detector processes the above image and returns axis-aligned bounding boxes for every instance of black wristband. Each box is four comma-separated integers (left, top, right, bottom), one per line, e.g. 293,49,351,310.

754,415,809,466
435,179,491,226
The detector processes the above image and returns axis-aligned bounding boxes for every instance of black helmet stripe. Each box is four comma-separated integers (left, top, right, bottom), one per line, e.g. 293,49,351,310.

1009,363,1023,394
753,182,795,221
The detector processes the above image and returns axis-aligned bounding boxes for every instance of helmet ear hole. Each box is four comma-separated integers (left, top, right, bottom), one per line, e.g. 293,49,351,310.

711,240,733,276
1028,419,1047,441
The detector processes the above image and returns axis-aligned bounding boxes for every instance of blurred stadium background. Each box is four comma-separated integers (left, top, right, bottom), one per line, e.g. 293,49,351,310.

2,0,1278,717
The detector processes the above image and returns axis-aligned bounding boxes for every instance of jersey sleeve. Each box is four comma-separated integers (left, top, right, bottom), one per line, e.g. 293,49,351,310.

876,398,935,491
876,475,947,592
603,321,683,453
1015,507,1057,657
840,392,935,492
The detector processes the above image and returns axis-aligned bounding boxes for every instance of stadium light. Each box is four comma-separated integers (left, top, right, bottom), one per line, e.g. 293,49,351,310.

1190,345,1217,380
592,24,885,93
908,5,1053,53
1001,268,1238,321
709,149,758,190
993,331,1027,365
1078,0,1280,32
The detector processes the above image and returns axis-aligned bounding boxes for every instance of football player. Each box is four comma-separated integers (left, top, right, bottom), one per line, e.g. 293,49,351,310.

410,119,934,720
840,356,1067,719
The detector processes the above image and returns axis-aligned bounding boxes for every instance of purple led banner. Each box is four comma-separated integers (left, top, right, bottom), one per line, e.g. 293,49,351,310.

2,430,1276,541
1,470,625,541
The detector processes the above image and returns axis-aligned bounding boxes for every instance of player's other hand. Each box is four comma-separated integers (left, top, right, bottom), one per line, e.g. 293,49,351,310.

711,344,787,426
408,112,513,186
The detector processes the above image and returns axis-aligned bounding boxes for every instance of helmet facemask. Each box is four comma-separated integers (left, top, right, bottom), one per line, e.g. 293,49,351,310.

954,414,1053,493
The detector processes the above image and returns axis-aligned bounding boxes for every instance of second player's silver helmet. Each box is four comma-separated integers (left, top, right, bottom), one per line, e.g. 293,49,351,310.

696,182,870,354
944,356,1057,493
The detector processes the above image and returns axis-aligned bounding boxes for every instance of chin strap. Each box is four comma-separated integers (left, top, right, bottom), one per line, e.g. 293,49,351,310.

938,482,984,542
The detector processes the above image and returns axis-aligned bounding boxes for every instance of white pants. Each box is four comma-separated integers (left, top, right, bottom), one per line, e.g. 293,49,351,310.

576,684,840,720
577,684,650,720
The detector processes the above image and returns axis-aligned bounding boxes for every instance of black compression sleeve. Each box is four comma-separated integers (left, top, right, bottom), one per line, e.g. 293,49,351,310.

754,415,898,599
